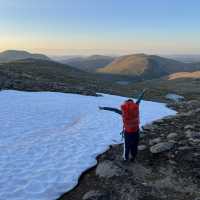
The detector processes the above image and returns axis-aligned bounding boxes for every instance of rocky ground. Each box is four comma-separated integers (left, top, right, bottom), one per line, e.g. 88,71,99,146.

59,100,200,200
0,67,137,98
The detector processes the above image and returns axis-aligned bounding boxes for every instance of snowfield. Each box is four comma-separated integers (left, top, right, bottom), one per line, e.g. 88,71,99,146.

0,90,176,200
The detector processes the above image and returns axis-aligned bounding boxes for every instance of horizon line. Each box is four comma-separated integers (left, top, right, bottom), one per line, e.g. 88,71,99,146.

1,48,200,57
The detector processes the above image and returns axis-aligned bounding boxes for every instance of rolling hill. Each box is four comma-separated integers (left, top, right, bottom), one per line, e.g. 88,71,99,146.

98,54,200,79
0,59,96,94
0,50,50,63
0,59,97,85
60,55,114,72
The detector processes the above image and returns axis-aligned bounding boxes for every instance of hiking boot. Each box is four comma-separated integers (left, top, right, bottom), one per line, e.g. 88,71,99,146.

130,158,136,163
122,158,129,165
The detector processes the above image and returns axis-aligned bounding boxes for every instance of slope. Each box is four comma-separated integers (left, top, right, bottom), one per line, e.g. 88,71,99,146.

60,55,114,72
127,71,200,102
0,50,50,63
98,54,200,79
0,58,128,96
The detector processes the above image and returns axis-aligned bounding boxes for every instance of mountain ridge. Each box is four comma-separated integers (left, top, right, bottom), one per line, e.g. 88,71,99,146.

60,55,115,72
98,54,200,79
0,50,50,63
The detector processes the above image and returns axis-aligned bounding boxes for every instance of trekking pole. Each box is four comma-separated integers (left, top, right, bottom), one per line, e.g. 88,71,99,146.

120,130,124,141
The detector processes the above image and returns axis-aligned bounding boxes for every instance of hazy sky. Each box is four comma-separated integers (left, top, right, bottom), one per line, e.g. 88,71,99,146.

0,0,200,55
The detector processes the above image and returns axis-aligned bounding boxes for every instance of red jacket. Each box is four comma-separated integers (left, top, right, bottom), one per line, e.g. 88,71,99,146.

121,101,140,133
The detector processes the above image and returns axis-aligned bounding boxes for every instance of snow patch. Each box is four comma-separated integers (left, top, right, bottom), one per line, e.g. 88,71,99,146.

165,93,184,102
0,90,176,200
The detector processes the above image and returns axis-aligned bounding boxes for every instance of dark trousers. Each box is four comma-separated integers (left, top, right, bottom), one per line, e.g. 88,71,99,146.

123,130,139,161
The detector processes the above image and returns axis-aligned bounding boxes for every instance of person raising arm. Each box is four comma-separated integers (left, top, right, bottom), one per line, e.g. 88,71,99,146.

99,89,146,162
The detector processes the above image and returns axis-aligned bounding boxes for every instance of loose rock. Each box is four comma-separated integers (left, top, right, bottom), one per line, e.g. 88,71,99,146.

149,137,162,145
184,125,194,130
167,133,178,140
186,131,200,139
82,190,109,200
138,145,147,151
150,142,174,154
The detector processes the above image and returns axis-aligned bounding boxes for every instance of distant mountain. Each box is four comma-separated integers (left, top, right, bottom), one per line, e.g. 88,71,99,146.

60,55,115,72
164,54,200,63
0,50,50,63
98,54,200,79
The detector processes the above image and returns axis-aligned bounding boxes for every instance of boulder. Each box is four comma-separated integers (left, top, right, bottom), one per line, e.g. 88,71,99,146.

82,190,109,200
189,138,200,145
178,111,194,117
150,142,174,154
149,138,162,146
186,131,200,139
194,108,200,113
168,140,177,144
184,125,195,130
167,133,178,140
96,161,123,178
138,145,147,151
185,130,193,137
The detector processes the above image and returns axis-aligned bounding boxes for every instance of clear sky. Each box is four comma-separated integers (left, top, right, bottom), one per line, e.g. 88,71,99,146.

0,0,200,55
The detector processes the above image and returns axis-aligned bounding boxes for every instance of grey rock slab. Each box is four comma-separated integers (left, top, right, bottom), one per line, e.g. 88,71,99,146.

184,125,195,130
150,142,174,154
180,111,194,117
167,133,178,140
149,137,162,146
96,160,123,178
138,145,147,151
189,138,200,144
186,131,200,139
168,140,177,144
185,130,193,137
194,108,200,113
82,190,109,200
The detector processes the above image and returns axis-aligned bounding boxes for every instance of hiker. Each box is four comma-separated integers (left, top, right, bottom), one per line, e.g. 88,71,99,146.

99,89,146,162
